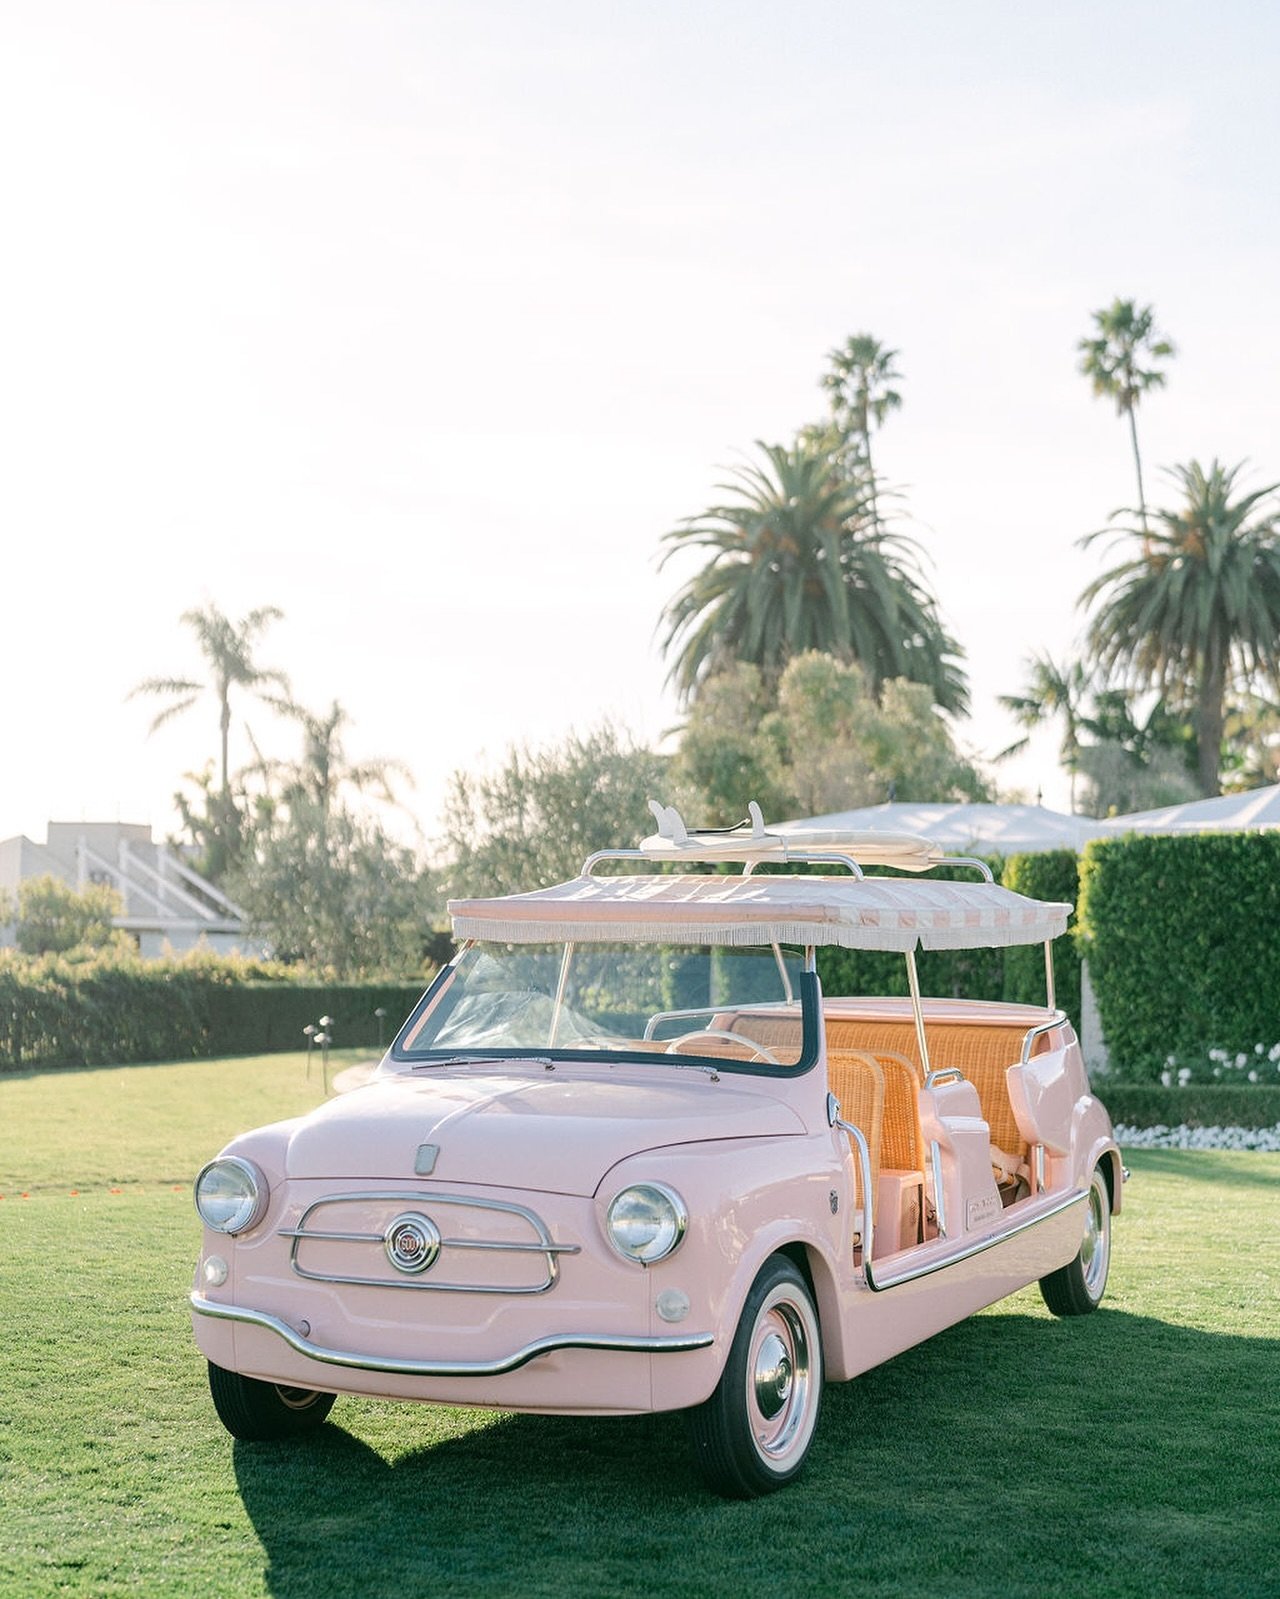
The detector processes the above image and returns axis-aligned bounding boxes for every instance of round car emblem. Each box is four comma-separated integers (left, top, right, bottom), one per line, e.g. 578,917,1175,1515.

384,1211,442,1275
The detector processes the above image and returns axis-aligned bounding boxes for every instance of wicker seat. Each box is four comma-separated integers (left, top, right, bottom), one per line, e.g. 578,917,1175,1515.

826,1018,1036,1165
869,1050,924,1174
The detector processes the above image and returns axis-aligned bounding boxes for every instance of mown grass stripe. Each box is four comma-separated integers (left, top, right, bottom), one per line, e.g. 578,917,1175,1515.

1,1054,1276,1598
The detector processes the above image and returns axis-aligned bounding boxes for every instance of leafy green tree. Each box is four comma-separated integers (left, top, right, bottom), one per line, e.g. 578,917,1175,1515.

1071,684,1199,815
674,653,988,823
997,653,1093,812
1080,460,1280,796
168,763,254,885
13,876,128,956
772,654,988,817
1078,298,1175,543
259,697,412,822
227,797,429,977
660,439,966,713
131,603,289,800
671,664,791,825
1222,691,1280,788
440,725,676,898
1075,739,1199,817
820,333,903,529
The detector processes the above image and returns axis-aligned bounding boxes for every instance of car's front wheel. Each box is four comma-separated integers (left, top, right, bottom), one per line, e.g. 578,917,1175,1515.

1039,1163,1111,1317
686,1253,823,1497
207,1361,336,1440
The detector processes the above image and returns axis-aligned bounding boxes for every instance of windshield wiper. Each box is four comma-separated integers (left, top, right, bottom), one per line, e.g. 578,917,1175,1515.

409,1055,555,1071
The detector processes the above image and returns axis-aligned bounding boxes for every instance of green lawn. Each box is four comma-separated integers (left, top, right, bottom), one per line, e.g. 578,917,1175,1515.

2,1055,1278,1599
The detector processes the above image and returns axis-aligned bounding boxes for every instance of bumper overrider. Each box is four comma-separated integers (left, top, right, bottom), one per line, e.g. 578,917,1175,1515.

189,1291,713,1378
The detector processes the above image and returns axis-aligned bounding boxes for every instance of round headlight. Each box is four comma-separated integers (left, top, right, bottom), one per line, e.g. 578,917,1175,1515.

194,1158,268,1235
605,1183,687,1264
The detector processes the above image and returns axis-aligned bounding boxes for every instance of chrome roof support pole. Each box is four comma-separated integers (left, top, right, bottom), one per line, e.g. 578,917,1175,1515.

1044,941,1057,1013
904,948,932,1076
549,941,575,1047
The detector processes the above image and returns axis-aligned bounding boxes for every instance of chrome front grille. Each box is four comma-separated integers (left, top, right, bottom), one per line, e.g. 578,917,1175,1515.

278,1190,580,1294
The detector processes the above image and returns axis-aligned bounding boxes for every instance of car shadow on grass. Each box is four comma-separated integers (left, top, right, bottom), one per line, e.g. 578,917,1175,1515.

233,1307,1280,1599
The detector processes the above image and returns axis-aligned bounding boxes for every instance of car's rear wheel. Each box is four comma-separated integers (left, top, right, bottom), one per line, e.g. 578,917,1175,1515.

207,1361,336,1440
1039,1164,1111,1317
686,1253,823,1498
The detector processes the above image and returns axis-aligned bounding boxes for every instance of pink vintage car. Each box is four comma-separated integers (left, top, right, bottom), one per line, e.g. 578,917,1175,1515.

191,803,1123,1497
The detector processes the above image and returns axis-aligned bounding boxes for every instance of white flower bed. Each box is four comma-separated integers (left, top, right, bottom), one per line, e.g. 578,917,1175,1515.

1113,1122,1280,1153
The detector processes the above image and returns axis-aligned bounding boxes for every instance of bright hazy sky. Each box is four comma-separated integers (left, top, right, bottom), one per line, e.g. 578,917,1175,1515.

3,1,1278,852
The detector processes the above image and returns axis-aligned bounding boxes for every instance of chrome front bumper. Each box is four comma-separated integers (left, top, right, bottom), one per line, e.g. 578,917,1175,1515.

190,1292,714,1378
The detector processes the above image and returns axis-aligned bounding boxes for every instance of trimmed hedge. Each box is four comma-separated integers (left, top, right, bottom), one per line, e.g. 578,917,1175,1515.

0,955,427,1071
203,982,427,1058
1001,850,1082,1027
1099,1083,1280,1130
1078,832,1280,1080
816,944,1008,1005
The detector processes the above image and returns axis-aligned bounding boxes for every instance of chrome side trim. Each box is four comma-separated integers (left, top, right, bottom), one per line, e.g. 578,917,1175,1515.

190,1293,713,1377
834,1114,875,1279
863,1186,1088,1293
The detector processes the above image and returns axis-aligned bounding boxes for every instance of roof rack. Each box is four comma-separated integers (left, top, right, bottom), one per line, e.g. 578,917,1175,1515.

580,802,994,883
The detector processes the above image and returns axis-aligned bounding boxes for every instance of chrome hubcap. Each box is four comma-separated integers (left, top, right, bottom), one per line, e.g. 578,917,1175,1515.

274,1385,322,1411
1080,1177,1110,1300
753,1331,793,1419
747,1293,816,1463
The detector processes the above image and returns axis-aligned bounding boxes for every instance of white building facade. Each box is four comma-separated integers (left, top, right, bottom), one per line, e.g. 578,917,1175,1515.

0,822,252,957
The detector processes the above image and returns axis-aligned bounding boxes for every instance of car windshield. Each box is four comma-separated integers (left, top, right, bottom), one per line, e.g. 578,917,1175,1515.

394,941,812,1072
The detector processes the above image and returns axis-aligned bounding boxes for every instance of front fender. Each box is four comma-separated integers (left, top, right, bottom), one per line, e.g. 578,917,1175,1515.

594,1132,855,1405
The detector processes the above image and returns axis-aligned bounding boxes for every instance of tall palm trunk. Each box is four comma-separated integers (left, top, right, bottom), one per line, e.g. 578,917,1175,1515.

1064,715,1080,814
1127,406,1150,550
1196,638,1226,797
858,404,879,532
219,695,232,797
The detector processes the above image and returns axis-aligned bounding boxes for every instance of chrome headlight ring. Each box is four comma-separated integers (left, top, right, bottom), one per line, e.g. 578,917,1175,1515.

605,1182,688,1265
194,1157,269,1235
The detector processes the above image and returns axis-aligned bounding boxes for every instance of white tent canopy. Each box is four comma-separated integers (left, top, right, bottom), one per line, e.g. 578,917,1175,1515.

1102,783,1280,835
774,802,1106,855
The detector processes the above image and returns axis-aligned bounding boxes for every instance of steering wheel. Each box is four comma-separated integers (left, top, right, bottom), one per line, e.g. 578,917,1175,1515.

663,1028,780,1065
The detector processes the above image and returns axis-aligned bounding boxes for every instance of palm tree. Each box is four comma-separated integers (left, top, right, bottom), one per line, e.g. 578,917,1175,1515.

130,604,288,798
1078,298,1175,544
997,653,1092,813
821,333,903,530
262,697,412,820
1080,460,1280,796
659,438,967,713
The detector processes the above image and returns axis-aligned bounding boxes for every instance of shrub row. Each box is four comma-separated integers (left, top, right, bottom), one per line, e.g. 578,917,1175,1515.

1001,850,1082,1022
0,955,427,1071
1077,832,1280,1081
1098,1083,1280,1130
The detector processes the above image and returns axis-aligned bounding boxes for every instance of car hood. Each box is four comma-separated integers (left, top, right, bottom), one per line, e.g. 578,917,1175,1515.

284,1066,805,1196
